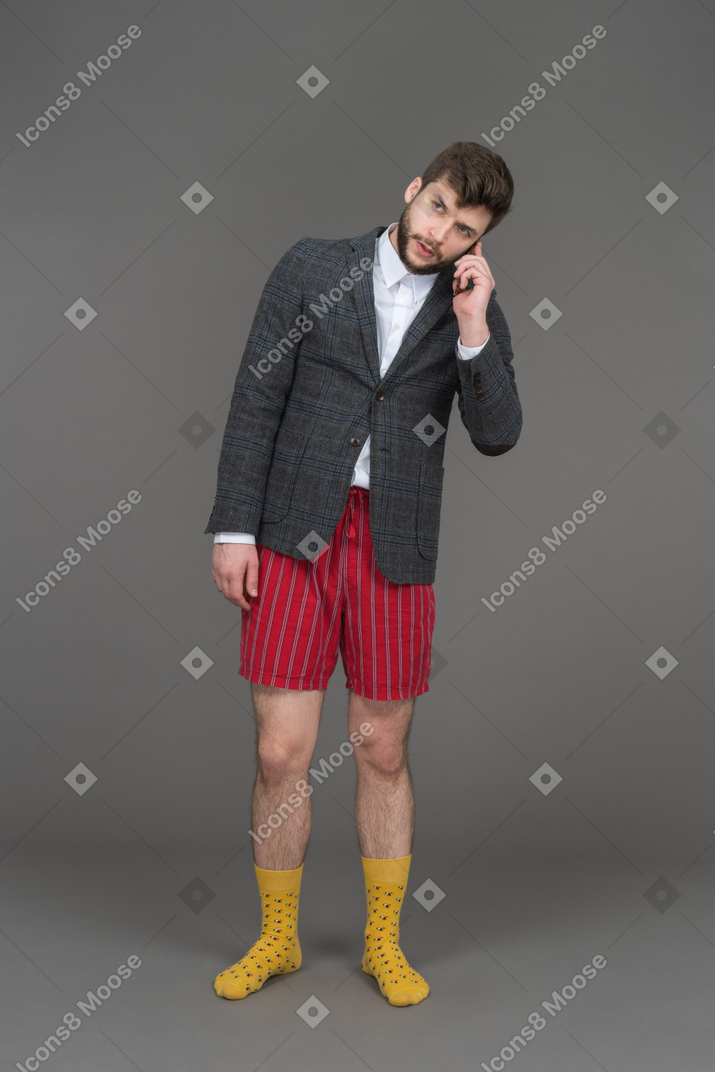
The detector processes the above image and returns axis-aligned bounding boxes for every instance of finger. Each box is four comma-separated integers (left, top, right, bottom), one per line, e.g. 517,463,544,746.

217,568,247,610
453,264,486,289
245,563,259,599
230,580,250,611
230,567,250,608
453,261,478,282
455,247,483,262
454,255,488,279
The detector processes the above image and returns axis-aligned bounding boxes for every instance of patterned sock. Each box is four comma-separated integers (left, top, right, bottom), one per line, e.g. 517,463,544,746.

360,854,430,1006
214,863,303,999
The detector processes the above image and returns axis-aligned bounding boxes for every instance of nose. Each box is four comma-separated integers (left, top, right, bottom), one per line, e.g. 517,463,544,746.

428,219,453,245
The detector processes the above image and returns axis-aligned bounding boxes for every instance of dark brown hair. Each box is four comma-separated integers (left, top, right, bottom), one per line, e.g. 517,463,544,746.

419,141,514,236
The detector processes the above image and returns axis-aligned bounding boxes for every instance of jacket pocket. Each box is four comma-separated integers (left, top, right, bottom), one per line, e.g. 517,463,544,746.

261,429,309,523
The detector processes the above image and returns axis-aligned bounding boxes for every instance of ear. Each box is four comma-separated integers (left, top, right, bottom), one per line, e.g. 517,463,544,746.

406,177,422,203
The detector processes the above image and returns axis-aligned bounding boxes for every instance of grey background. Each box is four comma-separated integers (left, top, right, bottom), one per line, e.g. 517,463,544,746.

1,0,714,1069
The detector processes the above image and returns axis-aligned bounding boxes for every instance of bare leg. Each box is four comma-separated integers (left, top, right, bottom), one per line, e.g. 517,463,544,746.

250,682,325,869
348,689,429,1005
347,689,416,858
214,682,325,999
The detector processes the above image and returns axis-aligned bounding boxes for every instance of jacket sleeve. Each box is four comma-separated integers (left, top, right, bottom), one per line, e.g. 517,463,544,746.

204,238,307,535
455,288,523,456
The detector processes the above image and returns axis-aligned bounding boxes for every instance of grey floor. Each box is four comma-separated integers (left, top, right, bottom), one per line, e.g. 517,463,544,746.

3,843,714,1071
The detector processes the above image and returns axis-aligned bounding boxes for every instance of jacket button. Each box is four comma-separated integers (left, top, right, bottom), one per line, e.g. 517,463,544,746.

375,391,384,401
350,436,360,446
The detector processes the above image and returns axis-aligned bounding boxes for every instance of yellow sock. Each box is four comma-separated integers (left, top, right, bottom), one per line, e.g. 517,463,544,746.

214,863,303,999
360,854,430,1006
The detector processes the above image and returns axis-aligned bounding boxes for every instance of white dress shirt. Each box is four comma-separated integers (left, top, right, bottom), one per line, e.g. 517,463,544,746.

214,223,490,544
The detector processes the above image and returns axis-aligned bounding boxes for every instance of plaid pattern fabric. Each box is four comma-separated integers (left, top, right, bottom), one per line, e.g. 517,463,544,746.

205,225,522,584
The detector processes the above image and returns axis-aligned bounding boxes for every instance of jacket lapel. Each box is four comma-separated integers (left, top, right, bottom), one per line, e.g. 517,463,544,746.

348,227,455,387
347,228,383,386
388,266,454,383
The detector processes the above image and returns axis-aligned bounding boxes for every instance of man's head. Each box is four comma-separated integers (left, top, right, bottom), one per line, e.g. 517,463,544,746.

391,141,514,276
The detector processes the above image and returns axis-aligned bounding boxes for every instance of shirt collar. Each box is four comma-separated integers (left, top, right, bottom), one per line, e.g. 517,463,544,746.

377,222,441,301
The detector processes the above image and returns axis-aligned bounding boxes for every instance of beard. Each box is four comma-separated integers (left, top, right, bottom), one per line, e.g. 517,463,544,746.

392,202,470,276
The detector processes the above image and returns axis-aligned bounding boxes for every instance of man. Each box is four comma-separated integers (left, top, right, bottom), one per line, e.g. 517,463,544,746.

205,142,522,1006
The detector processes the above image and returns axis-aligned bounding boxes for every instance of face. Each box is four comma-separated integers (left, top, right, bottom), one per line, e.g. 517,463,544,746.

391,177,493,275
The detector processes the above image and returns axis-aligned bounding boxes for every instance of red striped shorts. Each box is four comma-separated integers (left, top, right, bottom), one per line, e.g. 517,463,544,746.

239,486,436,700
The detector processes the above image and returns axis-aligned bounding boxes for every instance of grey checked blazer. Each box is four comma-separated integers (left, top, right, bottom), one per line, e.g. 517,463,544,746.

205,225,523,584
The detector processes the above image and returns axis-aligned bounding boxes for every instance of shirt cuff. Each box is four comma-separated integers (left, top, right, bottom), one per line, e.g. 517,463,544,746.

457,333,490,359
213,533,256,544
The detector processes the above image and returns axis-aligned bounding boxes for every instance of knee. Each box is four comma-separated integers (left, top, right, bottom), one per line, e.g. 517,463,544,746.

257,735,310,780
356,736,407,777
351,693,413,777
